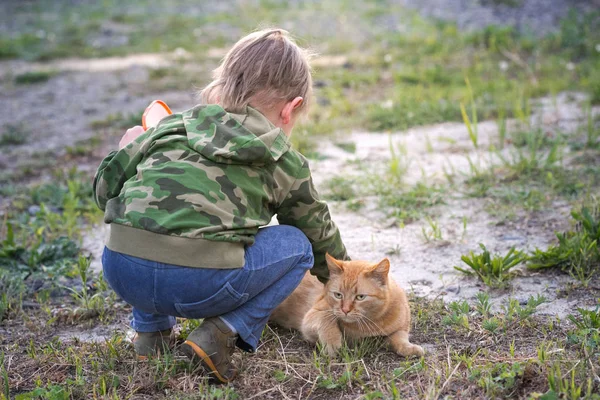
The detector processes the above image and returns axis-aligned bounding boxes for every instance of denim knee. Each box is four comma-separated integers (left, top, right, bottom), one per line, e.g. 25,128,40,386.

277,225,313,267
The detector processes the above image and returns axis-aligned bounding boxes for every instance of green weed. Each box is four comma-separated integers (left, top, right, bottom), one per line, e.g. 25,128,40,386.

421,217,443,242
0,352,8,400
455,244,526,287
388,139,410,184
460,77,479,149
443,293,546,336
476,361,525,398
568,306,600,331
502,294,547,324
366,94,462,132
0,270,24,321
63,255,112,320
179,318,203,340
442,300,470,330
485,0,522,6
0,168,101,287
497,108,508,149
566,305,600,379
556,8,600,59
584,102,600,148
65,136,102,157
465,123,597,217
0,220,80,278
0,124,28,146
89,111,143,130
460,216,468,242
546,363,596,400
529,203,600,285
15,384,70,400
381,183,445,225
324,177,356,201
14,70,57,84
334,141,357,153
475,292,492,317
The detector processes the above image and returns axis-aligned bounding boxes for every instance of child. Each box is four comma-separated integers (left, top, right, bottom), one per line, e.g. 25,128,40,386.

93,28,349,383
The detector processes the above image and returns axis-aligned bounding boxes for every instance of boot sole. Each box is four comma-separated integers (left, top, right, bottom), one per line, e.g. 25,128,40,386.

183,340,234,384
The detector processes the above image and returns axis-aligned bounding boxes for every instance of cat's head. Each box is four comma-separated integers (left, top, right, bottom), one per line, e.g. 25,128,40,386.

324,253,391,324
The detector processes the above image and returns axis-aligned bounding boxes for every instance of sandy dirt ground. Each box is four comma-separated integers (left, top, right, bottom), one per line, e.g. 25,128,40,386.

310,95,598,318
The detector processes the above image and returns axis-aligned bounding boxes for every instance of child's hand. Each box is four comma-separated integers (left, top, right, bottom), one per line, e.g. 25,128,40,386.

119,126,145,149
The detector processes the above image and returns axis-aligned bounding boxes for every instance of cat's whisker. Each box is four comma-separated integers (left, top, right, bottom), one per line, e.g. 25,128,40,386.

356,316,377,337
320,312,339,331
358,314,384,336
356,317,372,336
363,315,385,335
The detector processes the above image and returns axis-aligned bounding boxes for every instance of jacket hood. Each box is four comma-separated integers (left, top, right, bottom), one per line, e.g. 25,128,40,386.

181,104,290,165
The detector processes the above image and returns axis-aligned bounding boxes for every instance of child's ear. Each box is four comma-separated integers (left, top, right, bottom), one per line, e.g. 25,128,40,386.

280,97,303,124
366,258,390,285
292,97,303,110
326,253,344,275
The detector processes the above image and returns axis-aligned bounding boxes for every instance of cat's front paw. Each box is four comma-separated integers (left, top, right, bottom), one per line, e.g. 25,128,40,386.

396,343,424,358
324,342,341,357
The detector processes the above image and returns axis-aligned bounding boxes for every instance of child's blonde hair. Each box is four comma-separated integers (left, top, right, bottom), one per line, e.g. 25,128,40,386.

200,28,312,115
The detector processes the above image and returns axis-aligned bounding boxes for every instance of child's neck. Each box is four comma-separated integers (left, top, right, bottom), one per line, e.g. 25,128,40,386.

253,104,292,137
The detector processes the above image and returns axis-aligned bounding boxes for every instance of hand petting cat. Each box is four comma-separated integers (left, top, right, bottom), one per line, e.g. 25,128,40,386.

270,254,424,358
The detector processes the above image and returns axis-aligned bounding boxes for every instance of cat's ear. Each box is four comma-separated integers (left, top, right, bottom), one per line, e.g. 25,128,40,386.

326,253,344,275
367,258,390,285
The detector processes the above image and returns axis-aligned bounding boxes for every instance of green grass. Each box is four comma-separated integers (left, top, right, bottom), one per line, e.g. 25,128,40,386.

0,124,28,146
13,70,57,85
381,183,446,225
454,244,527,288
3,293,599,398
421,217,444,243
324,176,356,201
0,168,101,284
323,156,445,224
529,201,600,285
355,15,598,132
89,111,144,130
461,118,600,218
1,1,597,138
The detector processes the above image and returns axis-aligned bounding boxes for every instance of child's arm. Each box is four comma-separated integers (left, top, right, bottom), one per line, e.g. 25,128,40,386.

276,160,349,283
93,127,153,211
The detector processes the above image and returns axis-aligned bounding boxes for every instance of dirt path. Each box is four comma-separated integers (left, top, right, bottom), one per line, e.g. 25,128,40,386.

0,53,200,181
304,92,599,318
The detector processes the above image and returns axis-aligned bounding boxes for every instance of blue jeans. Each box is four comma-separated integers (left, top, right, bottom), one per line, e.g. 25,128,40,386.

102,225,313,351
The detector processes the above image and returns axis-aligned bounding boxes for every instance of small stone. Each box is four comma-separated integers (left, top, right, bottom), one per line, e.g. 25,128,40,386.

446,285,461,294
22,301,40,309
518,298,528,306
27,205,41,215
500,235,525,241
173,47,191,60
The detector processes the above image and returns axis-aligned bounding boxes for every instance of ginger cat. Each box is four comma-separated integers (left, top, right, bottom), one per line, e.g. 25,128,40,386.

270,254,424,358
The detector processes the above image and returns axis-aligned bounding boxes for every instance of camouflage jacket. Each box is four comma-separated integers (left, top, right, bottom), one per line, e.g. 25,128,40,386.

93,104,348,282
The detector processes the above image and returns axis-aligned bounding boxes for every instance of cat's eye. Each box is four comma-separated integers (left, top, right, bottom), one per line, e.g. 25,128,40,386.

332,292,343,299
355,294,367,301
